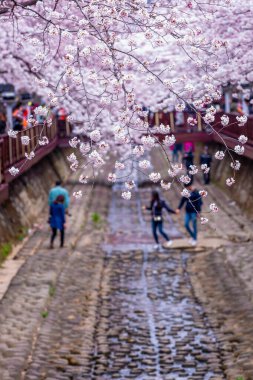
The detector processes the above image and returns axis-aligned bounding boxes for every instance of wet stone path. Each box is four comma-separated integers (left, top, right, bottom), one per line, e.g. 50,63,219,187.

100,188,225,380
0,183,227,380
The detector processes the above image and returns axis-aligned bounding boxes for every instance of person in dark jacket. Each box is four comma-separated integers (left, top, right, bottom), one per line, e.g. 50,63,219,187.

200,146,212,185
182,147,194,179
49,195,65,248
176,184,203,246
144,190,176,250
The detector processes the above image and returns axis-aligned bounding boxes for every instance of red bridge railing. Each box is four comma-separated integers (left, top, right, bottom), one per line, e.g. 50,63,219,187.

0,111,253,202
149,110,253,149
0,118,72,191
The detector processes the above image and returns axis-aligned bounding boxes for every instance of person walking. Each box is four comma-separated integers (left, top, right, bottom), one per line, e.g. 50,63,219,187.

49,195,65,248
176,184,203,246
182,147,194,172
48,180,70,210
172,143,183,163
144,190,176,250
200,146,212,185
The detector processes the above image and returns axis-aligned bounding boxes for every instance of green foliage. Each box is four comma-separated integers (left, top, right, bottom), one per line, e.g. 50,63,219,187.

49,284,56,297
91,212,101,225
41,310,49,318
236,377,245,380
0,226,28,265
0,243,12,264
16,226,28,242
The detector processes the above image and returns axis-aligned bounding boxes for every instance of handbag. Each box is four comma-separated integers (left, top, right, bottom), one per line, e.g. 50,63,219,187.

153,215,162,222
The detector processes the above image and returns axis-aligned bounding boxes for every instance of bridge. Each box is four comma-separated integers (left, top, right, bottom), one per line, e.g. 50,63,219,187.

0,111,252,204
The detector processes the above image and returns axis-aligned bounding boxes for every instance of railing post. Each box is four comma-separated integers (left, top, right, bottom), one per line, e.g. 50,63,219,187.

16,135,20,161
21,130,25,158
0,139,3,184
170,112,175,132
66,119,70,136
155,112,159,127
30,127,35,151
9,135,13,165
197,113,202,131
27,130,31,155
54,117,57,138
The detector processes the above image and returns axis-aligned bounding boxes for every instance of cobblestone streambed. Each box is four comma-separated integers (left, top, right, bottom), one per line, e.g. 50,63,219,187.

101,187,225,380
0,176,250,379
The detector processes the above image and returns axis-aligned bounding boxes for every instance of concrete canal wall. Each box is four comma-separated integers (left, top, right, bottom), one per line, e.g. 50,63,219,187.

0,148,71,244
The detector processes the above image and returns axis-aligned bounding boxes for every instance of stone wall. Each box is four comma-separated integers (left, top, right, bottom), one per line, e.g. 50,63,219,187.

0,148,71,244
200,142,253,217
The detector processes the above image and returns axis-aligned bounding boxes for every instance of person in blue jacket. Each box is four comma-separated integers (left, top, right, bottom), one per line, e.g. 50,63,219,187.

144,190,176,250
48,180,70,210
176,183,203,246
50,195,65,248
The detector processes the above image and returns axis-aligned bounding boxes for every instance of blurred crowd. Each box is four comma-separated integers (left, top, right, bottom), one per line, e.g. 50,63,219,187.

0,103,68,135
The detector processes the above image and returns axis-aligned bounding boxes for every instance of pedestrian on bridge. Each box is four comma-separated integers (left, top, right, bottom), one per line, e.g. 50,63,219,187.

200,146,212,185
48,180,70,211
49,195,65,248
144,190,176,250
182,146,194,173
176,183,203,246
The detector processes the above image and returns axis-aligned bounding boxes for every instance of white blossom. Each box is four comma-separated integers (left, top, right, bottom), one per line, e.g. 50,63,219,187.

98,141,109,152
199,190,208,197
149,172,161,183
200,217,209,225
73,190,83,199
125,180,135,189
201,164,210,174
122,191,131,200
189,165,198,175
158,123,170,134
234,145,244,155
88,150,104,167
215,151,225,160
163,135,176,147
209,203,219,212
230,160,241,171
180,175,192,184
160,180,172,190
25,151,35,160
236,115,247,127
9,166,19,176
34,106,48,117
67,153,77,163
238,135,248,144
79,174,89,184
115,161,125,170
8,130,18,138
80,143,90,155
226,177,235,186
221,115,229,126
90,129,101,142
171,163,183,174
133,145,145,157
139,160,150,169
70,161,79,171
108,173,117,182
141,135,156,148
38,136,49,146
187,117,197,126
203,113,215,124
181,188,191,198
69,137,80,148
21,136,30,146
175,104,185,112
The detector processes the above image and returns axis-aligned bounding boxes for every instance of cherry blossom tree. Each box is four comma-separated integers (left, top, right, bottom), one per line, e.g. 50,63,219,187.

1,0,252,221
